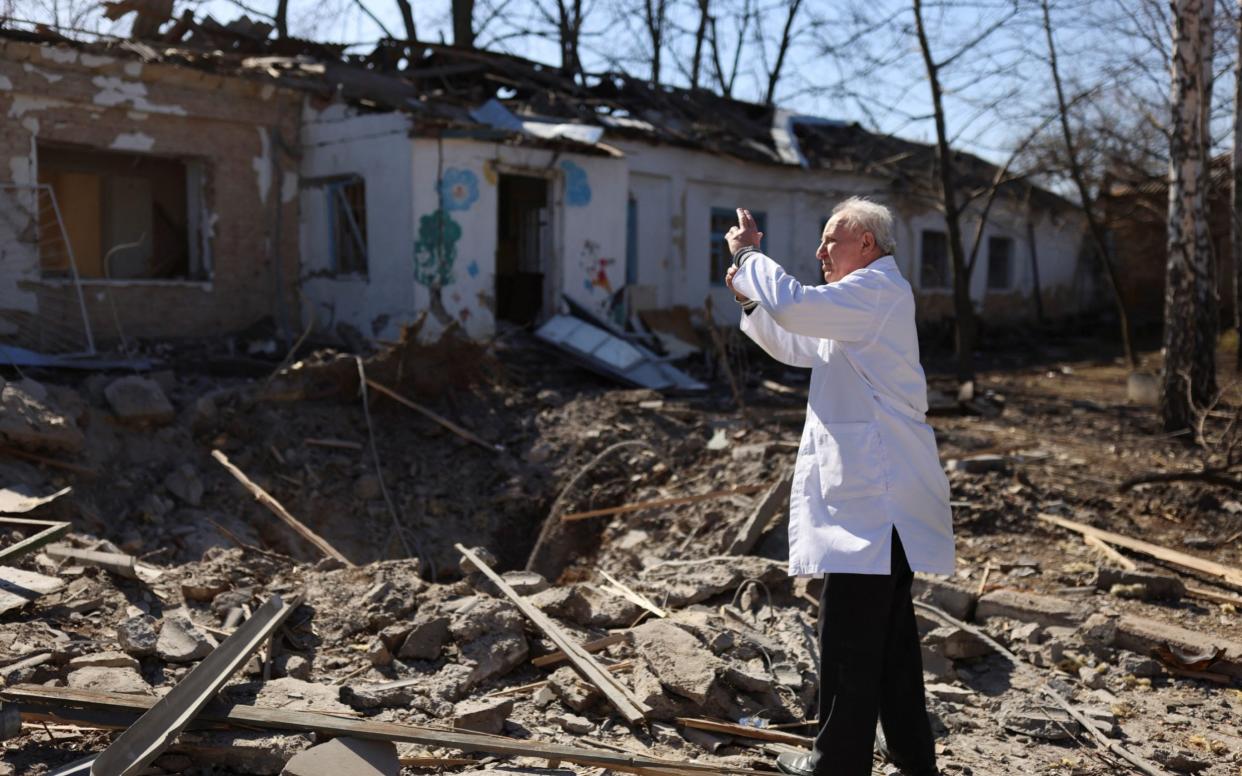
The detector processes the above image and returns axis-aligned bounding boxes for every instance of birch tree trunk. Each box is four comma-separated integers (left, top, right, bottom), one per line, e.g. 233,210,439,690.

1162,0,1217,432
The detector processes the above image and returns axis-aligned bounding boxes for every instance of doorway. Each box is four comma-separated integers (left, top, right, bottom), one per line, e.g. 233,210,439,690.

495,174,550,325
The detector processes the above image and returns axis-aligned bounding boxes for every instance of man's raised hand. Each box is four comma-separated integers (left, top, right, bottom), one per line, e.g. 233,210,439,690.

725,207,763,255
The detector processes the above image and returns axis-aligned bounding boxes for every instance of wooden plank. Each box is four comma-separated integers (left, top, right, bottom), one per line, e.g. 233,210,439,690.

0,516,71,565
561,484,766,522
1083,535,1138,571
1037,513,1242,588
727,471,793,556
43,545,163,583
1,686,762,776
304,437,363,451
675,717,812,747
1185,585,1242,607
486,660,634,697
598,570,666,618
531,633,628,667
455,544,650,725
364,379,503,454
212,449,354,567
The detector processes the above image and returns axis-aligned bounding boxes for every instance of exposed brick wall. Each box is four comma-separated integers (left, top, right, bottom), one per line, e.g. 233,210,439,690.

0,40,301,345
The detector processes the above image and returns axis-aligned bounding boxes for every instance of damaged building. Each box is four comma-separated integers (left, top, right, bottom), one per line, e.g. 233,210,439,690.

1,29,1093,354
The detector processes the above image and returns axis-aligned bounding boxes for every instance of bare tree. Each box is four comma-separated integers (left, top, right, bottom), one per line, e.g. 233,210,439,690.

911,0,1018,383
396,0,418,42
1040,0,1138,367
453,0,474,46
709,0,750,97
1163,0,1218,432
763,0,802,104
690,0,710,89
642,0,668,84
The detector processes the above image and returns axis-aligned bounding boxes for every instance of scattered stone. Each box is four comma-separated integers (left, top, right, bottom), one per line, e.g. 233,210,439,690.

67,651,139,671
282,736,400,776
976,589,1083,627
104,376,175,426
924,626,992,660
173,730,312,774
630,620,719,705
532,685,557,708
637,556,787,608
998,700,1081,741
1077,665,1108,690
547,666,601,712
920,644,957,682
1010,622,1045,644
366,636,392,667
0,379,83,453
397,616,450,661
911,575,977,621
1119,653,1163,678
156,614,215,663
924,682,975,704
181,575,230,602
452,697,514,734
340,677,420,710
549,710,594,734
67,665,152,695
165,464,205,506
721,663,773,693
278,655,312,681
116,613,159,657
680,725,729,753
0,565,65,616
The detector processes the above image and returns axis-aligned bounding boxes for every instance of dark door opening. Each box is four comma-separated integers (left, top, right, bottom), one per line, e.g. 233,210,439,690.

496,174,549,325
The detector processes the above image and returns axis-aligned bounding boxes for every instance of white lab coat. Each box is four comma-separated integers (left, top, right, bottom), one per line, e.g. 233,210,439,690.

732,253,955,576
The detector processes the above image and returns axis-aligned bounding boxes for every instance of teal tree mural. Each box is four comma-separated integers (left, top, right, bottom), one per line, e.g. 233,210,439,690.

413,168,478,324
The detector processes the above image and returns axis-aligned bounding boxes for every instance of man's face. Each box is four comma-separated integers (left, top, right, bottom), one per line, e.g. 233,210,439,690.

815,216,870,284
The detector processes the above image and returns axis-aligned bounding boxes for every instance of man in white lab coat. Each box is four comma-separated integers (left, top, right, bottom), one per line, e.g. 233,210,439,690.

725,198,953,776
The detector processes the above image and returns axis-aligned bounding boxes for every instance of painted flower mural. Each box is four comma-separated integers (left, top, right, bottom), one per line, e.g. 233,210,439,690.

438,168,479,212
560,160,591,207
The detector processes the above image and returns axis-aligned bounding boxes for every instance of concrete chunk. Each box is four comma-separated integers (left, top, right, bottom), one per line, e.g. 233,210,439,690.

1115,614,1242,679
1094,568,1185,601
976,589,1083,627
67,666,152,695
104,376,175,426
911,575,977,621
631,620,719,705
156,613,215,663
116,613,159,657
281,736,399,776
452,697,514,734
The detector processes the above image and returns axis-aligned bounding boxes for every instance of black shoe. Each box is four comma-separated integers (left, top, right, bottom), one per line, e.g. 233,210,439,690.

775,751,815,776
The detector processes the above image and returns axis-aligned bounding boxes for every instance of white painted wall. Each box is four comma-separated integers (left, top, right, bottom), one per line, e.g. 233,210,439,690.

299,108,416,341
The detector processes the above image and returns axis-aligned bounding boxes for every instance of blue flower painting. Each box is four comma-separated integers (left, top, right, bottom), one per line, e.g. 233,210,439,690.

439,168,479,212
561,161,591,207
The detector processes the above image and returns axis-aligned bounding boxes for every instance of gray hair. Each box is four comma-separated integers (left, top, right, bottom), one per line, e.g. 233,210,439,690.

831,196,897,256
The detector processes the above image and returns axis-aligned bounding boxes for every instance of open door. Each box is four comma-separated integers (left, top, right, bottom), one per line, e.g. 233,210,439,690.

495,174,550,325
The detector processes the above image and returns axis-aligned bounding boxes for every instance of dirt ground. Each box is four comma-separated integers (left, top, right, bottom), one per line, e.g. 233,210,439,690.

1,323,1240,775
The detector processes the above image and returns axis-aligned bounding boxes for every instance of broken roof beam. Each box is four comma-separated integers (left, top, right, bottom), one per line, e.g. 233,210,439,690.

0,516,71,564
212,449,355,567
1037,513,1242,588
1,686,761,776
454,543,651,725
48,594,299,776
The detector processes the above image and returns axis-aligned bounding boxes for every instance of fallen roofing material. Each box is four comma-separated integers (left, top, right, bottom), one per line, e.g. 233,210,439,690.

46,593,299,776
2,686,767,775
455,543,652,725
0,514,72,565
535,314,706,393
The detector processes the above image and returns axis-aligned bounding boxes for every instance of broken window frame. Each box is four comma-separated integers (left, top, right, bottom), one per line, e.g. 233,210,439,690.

324,175,368,277
986,235,1013,291
709,207,766,286
919,230,950,290
33,143,210,284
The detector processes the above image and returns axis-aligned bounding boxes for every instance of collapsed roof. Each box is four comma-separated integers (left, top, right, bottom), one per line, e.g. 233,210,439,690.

0,19,1073,210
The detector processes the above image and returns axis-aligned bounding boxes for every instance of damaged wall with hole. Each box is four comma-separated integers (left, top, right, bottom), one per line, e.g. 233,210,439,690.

0,39,301,348
298,112,629,342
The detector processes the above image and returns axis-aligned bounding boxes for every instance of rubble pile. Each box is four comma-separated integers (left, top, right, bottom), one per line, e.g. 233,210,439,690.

0,333,1241,774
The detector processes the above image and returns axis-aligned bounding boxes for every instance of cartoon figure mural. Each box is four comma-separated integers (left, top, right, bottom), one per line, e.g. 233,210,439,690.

561,161,591,207
577,239,624,323
414,168,478,325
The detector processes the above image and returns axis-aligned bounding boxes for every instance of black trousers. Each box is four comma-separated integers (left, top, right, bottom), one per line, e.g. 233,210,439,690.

810,529,937,776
